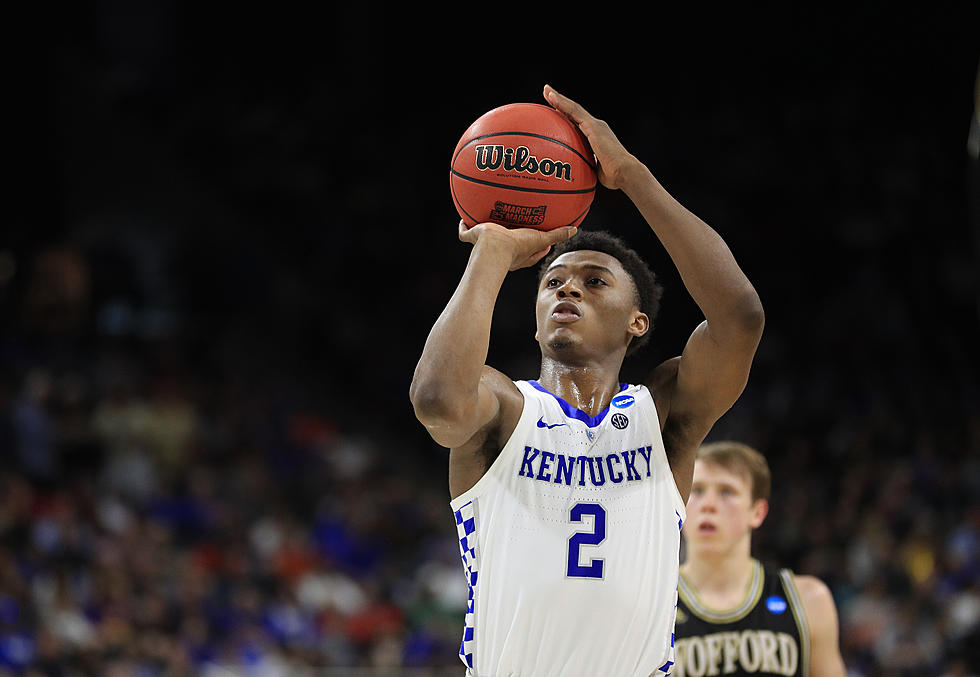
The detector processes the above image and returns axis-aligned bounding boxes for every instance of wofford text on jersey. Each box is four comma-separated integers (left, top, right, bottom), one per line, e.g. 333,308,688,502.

517,445,656,486
674,630,799,677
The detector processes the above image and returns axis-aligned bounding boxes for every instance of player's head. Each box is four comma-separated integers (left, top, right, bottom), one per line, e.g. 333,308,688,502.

684,441,771,557
535,230,663,361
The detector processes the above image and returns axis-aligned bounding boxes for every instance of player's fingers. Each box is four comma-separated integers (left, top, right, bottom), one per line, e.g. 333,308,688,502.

458,219,475,242
542,225,578,246
517,246,553,270
543,85,592,125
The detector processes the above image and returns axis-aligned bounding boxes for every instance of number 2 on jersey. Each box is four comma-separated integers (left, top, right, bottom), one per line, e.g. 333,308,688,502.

567,503,606,578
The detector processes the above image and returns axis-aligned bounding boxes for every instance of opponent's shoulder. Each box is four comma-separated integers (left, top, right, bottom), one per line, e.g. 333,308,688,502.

791,574,838,616
788,572,842,641
790,574,847,677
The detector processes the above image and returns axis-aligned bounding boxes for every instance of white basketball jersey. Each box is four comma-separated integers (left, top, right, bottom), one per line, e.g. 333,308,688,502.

450,380,687,677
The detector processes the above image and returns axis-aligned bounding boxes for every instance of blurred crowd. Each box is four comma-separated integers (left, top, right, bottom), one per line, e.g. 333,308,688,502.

0,245,471,676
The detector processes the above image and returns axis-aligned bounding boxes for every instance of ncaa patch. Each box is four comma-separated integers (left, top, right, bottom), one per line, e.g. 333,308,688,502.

766,595,788,614
611,394,635,409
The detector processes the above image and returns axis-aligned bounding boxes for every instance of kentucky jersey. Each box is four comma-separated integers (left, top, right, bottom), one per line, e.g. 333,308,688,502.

449,380,686,677
673,561,810,677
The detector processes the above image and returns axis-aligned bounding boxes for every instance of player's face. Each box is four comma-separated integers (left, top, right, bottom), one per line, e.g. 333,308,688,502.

534,250,648,359
684,460,767,555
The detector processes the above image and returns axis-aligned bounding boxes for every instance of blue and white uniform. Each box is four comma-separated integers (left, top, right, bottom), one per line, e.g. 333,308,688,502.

450,380,686,677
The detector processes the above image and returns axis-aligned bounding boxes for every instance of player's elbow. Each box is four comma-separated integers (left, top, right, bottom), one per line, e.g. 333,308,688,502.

410,380,468,429
731,287,765,337
410,380,484,448
410,379,447,421
410,391,473,448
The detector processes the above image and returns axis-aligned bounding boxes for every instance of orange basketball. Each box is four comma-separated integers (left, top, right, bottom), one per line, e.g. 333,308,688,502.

450,103,597,231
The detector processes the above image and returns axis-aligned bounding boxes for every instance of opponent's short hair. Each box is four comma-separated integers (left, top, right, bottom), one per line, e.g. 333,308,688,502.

696,441,771,502
538,230,663,355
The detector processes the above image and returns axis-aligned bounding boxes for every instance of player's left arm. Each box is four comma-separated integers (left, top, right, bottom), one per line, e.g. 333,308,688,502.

545,85,764,500
794,575,847,677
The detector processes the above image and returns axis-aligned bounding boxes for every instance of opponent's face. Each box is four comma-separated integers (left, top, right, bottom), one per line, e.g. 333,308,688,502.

534,250,648,360
684,460,768,555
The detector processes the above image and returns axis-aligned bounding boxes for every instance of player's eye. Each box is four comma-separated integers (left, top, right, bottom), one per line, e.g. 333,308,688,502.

546,278,561,288
587,277,607,286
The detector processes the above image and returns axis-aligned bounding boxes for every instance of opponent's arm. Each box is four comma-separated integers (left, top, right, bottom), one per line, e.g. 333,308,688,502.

545,85,763,497
795,575,847,677
410,221,577,448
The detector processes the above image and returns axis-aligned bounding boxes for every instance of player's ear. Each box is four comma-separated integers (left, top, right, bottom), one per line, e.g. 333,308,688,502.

628,311,650,338
749,498,769,529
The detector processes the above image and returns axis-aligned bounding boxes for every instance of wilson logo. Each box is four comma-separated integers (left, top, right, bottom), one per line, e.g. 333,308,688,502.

474,145,573,181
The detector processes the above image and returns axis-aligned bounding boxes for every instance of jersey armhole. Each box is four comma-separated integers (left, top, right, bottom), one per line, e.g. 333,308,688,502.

450,381,536,511
780,569,811,677
641,385,688,521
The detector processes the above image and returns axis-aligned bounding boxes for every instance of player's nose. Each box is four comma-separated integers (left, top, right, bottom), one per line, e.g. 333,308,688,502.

556,280,582,299
699,492,718,511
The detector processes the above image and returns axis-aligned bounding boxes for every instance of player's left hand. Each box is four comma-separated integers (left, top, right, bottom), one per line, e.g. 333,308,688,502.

458,219,577,271
543,84,644,192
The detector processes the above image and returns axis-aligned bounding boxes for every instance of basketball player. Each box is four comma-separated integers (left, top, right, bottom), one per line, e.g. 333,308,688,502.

674,442,846,677
410,85,765,676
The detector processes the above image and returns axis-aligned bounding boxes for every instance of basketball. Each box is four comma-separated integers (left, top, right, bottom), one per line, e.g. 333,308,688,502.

450,103,597,231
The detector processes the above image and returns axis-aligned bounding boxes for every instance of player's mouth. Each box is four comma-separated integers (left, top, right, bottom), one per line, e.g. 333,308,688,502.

551,301,582,323
697,521,718,534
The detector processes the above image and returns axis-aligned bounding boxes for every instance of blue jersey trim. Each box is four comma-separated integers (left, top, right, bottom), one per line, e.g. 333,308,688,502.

528,381,629,428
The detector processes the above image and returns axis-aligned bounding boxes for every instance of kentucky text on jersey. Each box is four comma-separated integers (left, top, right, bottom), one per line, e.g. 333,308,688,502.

674,630,799,677
518,445,655,486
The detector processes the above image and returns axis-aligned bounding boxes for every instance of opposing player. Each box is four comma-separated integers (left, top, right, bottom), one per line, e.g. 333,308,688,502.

674,442,846,677
410,85,765,676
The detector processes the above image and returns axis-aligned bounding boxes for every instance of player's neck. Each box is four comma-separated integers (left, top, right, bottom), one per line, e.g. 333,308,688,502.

537,358,623,416
682,545,755,598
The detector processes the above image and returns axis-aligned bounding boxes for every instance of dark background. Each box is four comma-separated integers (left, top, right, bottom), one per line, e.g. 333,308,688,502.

2,4,979,675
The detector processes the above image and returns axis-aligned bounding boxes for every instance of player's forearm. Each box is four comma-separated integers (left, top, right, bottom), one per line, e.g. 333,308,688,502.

622,162,763,331
410,238,511,421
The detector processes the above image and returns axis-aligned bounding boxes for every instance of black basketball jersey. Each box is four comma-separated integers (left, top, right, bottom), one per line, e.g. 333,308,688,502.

672,560,809,677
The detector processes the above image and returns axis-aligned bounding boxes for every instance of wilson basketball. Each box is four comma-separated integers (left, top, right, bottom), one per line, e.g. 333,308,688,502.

450,103,597,231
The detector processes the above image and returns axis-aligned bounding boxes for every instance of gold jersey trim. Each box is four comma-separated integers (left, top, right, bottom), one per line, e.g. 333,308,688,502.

678,559,764,623
780,569,811,677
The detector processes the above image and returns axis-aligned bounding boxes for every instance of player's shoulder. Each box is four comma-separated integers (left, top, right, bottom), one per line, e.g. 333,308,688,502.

791,573,833,602
788,573,839,622
646,356,681,393
643,357,680,430
479,365,523,401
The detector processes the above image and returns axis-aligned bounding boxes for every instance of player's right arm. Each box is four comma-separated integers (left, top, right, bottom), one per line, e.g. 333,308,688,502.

410,221,577,449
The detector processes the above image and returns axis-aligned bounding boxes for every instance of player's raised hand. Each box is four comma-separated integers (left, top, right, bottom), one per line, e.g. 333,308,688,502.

458,220,577,271
543,84,642,192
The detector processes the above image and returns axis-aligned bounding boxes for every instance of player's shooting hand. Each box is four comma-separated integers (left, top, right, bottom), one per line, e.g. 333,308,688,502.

458,220,578,271
543,84,643,192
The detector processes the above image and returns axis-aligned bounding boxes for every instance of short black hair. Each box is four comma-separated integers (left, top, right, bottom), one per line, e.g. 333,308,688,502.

538,230,663,355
